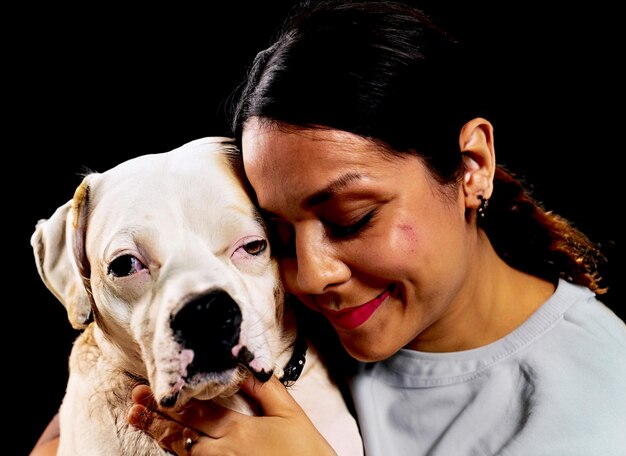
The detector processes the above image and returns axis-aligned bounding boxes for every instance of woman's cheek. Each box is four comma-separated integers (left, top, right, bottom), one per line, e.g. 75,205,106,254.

395,223,419,252
372,222,421,266
278,257,302,294
330,224,413,288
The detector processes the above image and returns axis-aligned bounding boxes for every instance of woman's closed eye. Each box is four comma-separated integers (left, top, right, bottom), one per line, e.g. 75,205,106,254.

265,208,378,257
326,209,377,239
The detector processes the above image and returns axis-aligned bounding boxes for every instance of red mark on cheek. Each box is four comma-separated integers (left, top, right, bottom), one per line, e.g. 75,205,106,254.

399,224,415,238
398,224,418,254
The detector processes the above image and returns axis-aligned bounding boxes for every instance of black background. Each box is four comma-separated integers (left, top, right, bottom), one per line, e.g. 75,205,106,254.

10,2,623,455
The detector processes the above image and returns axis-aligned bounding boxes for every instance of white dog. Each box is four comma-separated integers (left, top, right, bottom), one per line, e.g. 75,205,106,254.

31,137,363,455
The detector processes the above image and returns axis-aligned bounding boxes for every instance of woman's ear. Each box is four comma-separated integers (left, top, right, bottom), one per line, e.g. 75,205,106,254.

460,117,495,210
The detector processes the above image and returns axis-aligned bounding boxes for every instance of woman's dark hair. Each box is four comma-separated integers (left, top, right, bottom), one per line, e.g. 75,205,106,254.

230,0,606,295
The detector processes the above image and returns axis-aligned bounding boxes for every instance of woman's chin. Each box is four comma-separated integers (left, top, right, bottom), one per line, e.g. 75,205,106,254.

339,334,399,363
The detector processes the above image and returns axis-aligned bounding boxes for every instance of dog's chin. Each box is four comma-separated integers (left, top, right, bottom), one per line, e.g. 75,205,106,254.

158,367,245,411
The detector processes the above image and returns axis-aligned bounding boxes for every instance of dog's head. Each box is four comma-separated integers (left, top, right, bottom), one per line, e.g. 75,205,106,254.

31,137,291,409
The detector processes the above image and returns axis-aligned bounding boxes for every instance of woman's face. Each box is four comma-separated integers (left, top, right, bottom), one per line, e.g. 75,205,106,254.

242,120,473,361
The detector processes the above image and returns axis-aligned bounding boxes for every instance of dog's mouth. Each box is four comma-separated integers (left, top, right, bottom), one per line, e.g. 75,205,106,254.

159,290,274,408
158,345,274,408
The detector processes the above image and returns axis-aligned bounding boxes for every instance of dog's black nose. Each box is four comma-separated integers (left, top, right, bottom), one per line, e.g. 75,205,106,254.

170,290,242,376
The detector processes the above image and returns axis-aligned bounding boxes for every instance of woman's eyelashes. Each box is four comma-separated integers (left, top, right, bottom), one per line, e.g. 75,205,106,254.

266,209,378,257
326,209,377,239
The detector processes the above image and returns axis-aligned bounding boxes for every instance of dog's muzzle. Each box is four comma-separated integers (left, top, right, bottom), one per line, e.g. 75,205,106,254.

171,290,242,377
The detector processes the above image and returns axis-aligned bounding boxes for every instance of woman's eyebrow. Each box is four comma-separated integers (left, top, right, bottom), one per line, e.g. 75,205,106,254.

305,172,364,208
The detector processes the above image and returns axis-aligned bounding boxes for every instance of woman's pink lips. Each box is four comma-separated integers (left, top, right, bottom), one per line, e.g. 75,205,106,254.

323,289,391,330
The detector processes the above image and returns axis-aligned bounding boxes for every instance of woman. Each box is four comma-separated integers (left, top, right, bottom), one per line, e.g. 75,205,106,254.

34,1,626,455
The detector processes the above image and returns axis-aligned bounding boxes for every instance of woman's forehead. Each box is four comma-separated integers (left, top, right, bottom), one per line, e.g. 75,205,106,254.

242,121,384,168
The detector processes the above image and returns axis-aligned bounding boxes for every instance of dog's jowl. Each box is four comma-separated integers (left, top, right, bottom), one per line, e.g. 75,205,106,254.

32,137,363,455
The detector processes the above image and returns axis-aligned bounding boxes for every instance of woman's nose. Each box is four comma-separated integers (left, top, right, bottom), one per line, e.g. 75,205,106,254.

292,224,350,295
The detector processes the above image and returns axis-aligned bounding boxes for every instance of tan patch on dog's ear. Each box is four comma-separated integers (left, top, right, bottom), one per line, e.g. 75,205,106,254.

31,177,94,329
274,280,285,323
71,179,92,296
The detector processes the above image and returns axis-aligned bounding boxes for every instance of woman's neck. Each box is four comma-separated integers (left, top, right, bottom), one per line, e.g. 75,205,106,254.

408,234,556,353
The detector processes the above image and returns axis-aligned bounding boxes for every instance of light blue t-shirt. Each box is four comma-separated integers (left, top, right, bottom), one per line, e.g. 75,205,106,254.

350,280,626,455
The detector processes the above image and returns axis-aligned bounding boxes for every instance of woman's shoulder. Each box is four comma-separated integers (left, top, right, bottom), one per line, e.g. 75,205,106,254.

518,279,626,388
556,279,626,347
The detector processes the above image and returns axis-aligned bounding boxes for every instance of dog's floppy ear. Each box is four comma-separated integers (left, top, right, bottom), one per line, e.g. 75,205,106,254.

31,178,93,330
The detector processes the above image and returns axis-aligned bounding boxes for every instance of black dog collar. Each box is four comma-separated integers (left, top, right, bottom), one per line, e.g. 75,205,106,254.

279,331,308,386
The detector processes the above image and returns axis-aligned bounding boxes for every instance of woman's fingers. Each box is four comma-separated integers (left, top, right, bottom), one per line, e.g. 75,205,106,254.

128,402,210,454
175,398,238,438
131,384,157,408
240,374,303,417
128,378,337,456
129,384,240,438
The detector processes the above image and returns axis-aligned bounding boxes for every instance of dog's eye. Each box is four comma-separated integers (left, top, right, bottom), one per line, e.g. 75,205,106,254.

107,255,146,277
242,239,267,256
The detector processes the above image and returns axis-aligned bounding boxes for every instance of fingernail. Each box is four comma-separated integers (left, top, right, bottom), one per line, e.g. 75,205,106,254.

128,404,150,429
131,384,153,403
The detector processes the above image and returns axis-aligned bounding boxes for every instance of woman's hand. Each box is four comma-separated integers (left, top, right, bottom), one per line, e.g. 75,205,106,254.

128,375,338,456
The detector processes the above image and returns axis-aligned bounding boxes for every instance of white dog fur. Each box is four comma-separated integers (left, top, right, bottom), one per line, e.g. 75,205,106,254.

31,137,363,455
